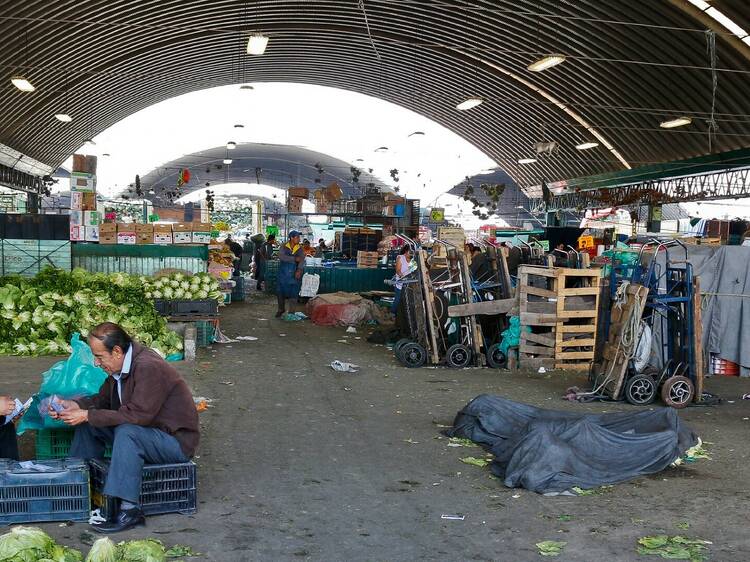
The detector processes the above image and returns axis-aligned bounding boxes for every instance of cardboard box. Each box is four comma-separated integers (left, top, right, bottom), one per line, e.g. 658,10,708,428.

153,233,173,245
117,233,136,245
153,224,172,234
137,232,152,245
72,154,97,174
70,192,83,210
69,210,83,226
315,199,330,213
85,226,99,242
288,187,309,198
70,172,96,193
117,222,136,233
287,197,304,213
172,222,192,233
192,222,211,232
173,232,192,244
99,222,117,234
192,232,211,244
324,182,343,201
69,225,84,241
99,233,117,245
135,223,154,234
71,191,96,211
83,210,101,226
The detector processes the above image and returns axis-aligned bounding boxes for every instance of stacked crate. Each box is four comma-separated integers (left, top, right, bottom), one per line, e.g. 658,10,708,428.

356,250,379,269
433,226,466,257
519,266,601,371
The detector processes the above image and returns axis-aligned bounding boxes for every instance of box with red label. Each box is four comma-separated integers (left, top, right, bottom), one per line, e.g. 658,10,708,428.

117,232,136,245
69,225,85,241
173,232,192,244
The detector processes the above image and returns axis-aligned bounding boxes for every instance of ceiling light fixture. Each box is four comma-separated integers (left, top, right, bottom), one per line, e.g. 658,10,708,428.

234,123,244,128
223,158,233,165
102,153,110,157
246,34,269,55
517,158,537,164
527,54,566,72
54,113,72,123
408,131,425,137
659,116,693,129
239,85,254,91
11,76,35,92
375,146,388,152
456,97,483,110
575,141,599,150
226,141,237,149
83,138,96,146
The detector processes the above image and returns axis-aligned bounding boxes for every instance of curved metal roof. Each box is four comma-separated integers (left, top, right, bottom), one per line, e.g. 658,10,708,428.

135,142,387,203
1,0,749,191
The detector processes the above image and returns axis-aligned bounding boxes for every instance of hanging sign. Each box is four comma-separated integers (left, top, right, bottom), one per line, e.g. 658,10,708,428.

177,169,191,187
430,207,445,222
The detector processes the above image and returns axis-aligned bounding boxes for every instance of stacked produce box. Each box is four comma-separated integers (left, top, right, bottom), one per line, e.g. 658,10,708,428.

68,154,100,242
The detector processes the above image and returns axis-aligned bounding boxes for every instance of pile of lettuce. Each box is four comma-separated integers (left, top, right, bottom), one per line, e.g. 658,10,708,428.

140,272,222,301
0,527,195,561
0,268,182,358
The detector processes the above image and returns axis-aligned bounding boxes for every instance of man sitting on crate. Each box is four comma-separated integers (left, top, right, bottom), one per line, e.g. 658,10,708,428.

49,322,200,533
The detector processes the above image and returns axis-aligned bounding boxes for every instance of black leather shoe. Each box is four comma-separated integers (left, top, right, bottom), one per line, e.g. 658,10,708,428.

92,507,145,533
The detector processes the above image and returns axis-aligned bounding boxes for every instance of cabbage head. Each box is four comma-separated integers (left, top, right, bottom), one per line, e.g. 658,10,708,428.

116,539,166,562
85,538,116,562
0,526,55,560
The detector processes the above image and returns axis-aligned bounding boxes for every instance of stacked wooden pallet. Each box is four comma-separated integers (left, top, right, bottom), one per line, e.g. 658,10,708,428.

518,266,601,371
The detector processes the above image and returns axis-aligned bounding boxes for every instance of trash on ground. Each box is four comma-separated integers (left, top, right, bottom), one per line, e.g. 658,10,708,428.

636,535,711,561
403,438,420,444
165,544,198,557
283,312,307,321
672,438,710,466
447,437,476,448
440,514,465,521
346,326,357,333
236,336,258,341
220,380,234,386
572,485,613,496
213,328,237,343
538,367,547,374
460,457,490,468
536,540,567,557
337,339,349,343
331,360,360,373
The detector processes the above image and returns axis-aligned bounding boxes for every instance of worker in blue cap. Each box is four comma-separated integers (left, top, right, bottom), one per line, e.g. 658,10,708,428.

276,230,306,317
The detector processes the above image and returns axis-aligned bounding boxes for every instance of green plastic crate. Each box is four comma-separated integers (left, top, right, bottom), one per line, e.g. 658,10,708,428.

196,320,216,347
36,428,111,460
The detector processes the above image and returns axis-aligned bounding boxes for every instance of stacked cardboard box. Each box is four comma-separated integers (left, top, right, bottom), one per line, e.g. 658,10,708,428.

136,223,153,245
69,154,99,242
99,223,117,245
116,223,136,245
153,224,173,244
356,251,380,269
172,223,192,244
192,222,212,244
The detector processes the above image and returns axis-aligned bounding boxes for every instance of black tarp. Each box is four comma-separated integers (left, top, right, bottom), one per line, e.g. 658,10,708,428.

445,395,698,494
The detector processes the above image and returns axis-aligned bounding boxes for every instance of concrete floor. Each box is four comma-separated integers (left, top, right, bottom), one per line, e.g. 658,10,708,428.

2,290,750,561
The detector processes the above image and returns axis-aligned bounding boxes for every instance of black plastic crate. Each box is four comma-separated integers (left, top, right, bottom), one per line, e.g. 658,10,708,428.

169,299,218,317
231,276,245,302
153,299,171,316
90,459,197,519
0,458,90,524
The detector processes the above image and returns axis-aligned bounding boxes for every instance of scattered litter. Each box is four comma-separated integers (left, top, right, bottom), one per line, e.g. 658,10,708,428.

283,312,307,321
220,381,234,386
346,326,357,333
236,336,258,341
337,339,349,343
672,439,710,466
343,387,352,391
213,328,237,343
403,438,420,444
637,535,711,561
536,540,567,557
331,360,360,373
460,457,489,468
557,514,573,522
743,393,750,400
447,437,476,448
512,493,521,499
355,337,361,340
538,367,547,374
441,514,465,521
279,333,287,337
258,318,268,321
572,485,613,496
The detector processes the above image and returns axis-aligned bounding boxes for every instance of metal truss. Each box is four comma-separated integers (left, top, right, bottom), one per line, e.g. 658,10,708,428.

537,166,750,211
0,163,44,194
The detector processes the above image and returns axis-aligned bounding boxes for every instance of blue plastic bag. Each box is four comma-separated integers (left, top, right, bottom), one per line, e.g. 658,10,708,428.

18,333,108,433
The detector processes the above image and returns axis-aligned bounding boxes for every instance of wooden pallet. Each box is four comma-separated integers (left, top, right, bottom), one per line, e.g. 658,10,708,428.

518,266,601,371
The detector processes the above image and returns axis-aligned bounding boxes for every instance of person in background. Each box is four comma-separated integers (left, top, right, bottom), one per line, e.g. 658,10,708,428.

53,322,199,533
469,245,490,281
302,238,316,257
276,230,305,317
255,234,275,291
0,395,20,460
392,245,413,314
225,236,244,276
315,238,328,257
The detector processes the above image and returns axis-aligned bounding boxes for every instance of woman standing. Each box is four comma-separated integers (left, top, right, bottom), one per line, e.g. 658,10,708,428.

276,230,305,317
392,245,413,314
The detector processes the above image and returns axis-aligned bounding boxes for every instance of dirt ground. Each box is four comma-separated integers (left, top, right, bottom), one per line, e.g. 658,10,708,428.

2,290,750,561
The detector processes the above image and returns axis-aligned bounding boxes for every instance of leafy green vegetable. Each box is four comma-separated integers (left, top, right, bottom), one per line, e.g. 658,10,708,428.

447,438,476,447
117,539,166,562
572,485,613,496
557,514,573,522
637,535,710,561
536,541,567,557
460,456,489,468
164,544,197,557
85,538,117,562
0,526,55,560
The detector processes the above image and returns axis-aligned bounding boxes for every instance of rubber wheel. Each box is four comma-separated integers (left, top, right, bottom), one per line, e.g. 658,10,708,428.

393,338,411,356
400,342,427,368
624,374,657,405
660,375,694,409
486,343,507,369
446,344,472,368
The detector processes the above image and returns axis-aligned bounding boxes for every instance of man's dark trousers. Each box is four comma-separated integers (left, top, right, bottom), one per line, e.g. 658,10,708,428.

0,421,19,460
70,423,187,503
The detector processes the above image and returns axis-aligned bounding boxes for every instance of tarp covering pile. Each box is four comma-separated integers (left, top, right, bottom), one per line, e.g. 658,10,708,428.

446,395,697,494
307,292,391,326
